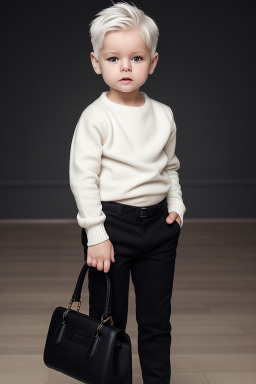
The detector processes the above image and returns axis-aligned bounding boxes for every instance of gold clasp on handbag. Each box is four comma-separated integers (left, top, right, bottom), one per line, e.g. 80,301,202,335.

101,315,113,326
96,315,114,333
62,298,81,322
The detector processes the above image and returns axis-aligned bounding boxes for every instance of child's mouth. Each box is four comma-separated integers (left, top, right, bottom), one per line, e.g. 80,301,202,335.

120,79,133,84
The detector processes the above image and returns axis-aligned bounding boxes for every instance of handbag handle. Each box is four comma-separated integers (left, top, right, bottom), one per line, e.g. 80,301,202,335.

63,262,113,325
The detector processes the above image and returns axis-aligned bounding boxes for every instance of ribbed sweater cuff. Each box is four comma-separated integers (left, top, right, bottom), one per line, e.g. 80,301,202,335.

167,204,186,227
85,224,109,246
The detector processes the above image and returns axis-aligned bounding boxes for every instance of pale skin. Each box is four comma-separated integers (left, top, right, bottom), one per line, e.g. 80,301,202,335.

87,28,181,272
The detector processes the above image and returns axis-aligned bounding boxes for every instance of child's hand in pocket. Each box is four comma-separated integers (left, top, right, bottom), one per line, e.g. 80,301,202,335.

166,212,181,227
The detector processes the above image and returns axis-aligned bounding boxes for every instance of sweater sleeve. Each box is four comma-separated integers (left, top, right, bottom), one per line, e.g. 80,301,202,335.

69,106,110,246
164,109,186,227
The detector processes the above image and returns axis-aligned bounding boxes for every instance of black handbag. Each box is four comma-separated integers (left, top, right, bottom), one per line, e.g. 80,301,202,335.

43,261,133,384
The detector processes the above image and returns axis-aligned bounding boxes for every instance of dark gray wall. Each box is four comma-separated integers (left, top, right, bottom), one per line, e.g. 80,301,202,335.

1,0,255,220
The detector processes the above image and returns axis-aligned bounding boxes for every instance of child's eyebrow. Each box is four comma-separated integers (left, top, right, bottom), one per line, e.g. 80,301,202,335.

104,51,146,55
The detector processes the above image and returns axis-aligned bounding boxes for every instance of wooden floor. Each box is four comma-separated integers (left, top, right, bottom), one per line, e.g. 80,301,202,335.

0,219,256,384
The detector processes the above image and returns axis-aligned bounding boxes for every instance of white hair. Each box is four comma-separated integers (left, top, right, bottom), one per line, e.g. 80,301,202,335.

89,1,159,60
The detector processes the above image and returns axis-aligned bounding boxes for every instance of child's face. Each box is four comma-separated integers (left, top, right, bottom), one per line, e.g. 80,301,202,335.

91,28,158,94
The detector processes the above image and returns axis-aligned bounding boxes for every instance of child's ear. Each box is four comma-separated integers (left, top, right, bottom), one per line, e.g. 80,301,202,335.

90,52,102,75
148,52,159,75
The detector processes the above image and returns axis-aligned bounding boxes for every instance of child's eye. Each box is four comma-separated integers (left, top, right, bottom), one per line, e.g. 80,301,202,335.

132,56,143,62
107,57,118,62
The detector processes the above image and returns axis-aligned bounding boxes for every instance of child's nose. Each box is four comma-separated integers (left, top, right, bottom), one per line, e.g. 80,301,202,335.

120,60,132,71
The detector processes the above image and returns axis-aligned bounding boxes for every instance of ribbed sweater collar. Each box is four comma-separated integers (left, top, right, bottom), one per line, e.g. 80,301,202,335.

99,91,151,115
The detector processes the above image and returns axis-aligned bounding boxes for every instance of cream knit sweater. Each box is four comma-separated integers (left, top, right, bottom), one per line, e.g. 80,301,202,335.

69,91,186,246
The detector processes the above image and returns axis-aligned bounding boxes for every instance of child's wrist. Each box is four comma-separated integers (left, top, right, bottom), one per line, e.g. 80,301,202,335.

85,224,109,246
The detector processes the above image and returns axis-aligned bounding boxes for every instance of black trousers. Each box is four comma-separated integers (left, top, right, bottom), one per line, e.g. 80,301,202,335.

81,197,181,384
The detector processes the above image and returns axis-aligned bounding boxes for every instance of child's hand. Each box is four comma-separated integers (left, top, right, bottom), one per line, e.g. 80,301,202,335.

86,240,115,273
166,212,181,227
